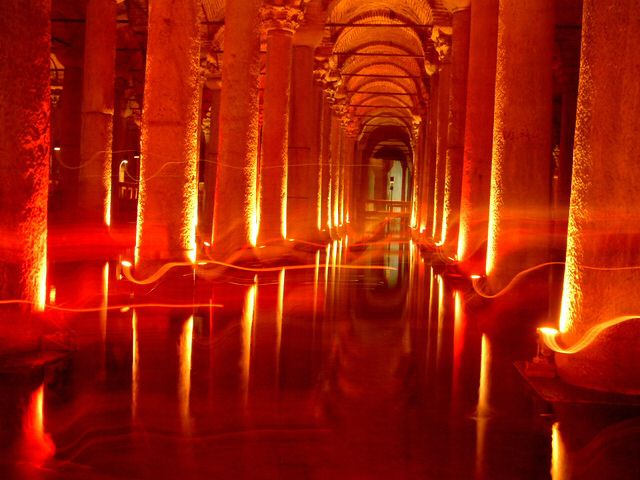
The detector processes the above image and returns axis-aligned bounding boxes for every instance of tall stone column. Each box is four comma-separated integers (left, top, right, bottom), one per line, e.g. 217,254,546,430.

200,70,222,241
288,45,321,242
419,73,439,238
135,0,201,266
329,112,342,234
0,0,50,312
212,0,262,256
319,99,333,234
78,0,116,226
258,4,303,245
457,0,499,270
441,3,471,255
485,0,554,289
431,37,452,244
556,0,640,394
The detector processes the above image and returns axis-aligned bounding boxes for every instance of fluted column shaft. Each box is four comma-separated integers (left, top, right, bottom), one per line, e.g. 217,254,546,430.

212,0,262,255
0,0,50,310
78,0,116,226
135,0,201,265
485,0,554,289
556,0,640,394
457,0,499,269
258,5,302,244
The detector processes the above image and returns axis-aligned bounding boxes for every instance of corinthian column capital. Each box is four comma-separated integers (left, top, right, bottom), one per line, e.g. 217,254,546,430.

431,26,453,64
260,4,305,34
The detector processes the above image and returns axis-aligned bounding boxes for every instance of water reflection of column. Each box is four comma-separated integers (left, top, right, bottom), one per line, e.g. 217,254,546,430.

550,422,569,480
131,309,139,421
21,382,55,464
178,315,194,433
241,278,258,406
100,261,110,379
475,334,491,480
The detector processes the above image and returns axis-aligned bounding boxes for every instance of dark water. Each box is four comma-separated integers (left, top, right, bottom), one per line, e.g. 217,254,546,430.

1,241,639,479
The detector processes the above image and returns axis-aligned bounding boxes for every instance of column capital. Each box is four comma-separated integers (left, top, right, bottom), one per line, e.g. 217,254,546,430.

431,26,453,64
200,54,222,89
260,4,305,34
441,0,471,12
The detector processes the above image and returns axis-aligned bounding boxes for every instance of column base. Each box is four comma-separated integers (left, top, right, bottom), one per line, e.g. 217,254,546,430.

556,321,640,395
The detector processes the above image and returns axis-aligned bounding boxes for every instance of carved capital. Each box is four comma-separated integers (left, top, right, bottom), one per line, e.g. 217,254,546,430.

260,5,304,34
201,110,212,142
200,54,222,89
431,26,453,64
441,0,471,12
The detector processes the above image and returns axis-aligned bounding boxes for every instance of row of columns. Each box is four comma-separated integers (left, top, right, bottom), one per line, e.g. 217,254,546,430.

413,0,640,394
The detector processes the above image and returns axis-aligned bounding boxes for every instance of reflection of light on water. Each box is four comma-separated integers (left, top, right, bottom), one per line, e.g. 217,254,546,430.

22,383,55,462
452,290,464,394
551,421,569,480
100,262,110,374
132,310,139,420
476,334,491,477
435,275,445,365
179,315,194,432
242,278,257,403
276,269,285,379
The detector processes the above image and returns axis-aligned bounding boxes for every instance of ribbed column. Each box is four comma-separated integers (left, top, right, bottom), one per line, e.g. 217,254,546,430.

78,0,116,226
288,45,321,242
485,0,554,289
135,0,201,266
441,6,471,255
457,0,499,270
0,0,50,311
212,0,262,256
556,0,640,394
258,5,303,245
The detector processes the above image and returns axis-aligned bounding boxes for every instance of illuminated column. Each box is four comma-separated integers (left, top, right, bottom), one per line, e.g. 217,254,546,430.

319,100,333,234
431,31,452,243
0,0,50,310
78,0,116,226
212,0,262,255
485,0,553,288
441,3,470,255
200,70,222,240
456,0,499,269
288,45,321,242
342,124,358,227
328,111,342,235
257,4,303,245
55,50,83,221
135,0,201,266
556,0,640,394
419,72,439,238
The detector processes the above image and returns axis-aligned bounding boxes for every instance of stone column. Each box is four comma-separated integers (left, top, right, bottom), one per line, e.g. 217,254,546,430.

288,45,320,242
485,0,554,289
135,0,201,266
329,111,342,234
419,74,439,238
319,99,333,234
212,0,262,256
200,70,222,241
431,38,452,244
78,0,116,226
556,0,640,394
258,4,303,245
457,0,499,271
0,0,50,312
441,3,471,256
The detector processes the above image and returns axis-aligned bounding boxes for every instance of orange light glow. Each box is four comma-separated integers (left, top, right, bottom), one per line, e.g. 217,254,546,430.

132,310,139,420
475,334,491,477
538,315,640,354
179,315,193,432
551,422,568,480
276,269,285,377
21,384,54,462
242,278,257,403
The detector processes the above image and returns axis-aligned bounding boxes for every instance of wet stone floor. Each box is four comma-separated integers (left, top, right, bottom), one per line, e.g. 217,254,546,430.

1,241,640,479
